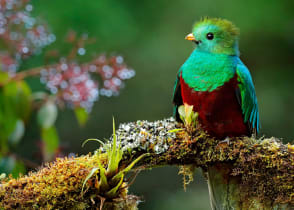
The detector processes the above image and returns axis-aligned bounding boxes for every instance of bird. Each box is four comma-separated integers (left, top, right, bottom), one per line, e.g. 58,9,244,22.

172,17,260,139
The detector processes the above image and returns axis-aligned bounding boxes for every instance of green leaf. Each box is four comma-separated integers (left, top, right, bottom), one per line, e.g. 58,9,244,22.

168,128,184,133
0,173,6,180
8,119,25,146
192,112,199,126
106,118,122,177
185,105,193,125
0,81,31,147
81,167,99,194
111,153,149,184
3,81,32,121
178,104,198,127
82,138,104,148
0,72,9,84
105,175,124,198
41,126,59,161
74,107,88,126
37,101,58,129
178,105,186,122
11,160,26,178
97,160,109,192
15,81,32,121
0,88,17,143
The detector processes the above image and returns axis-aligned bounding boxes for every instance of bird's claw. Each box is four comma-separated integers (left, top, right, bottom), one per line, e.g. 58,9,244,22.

217,137,230,146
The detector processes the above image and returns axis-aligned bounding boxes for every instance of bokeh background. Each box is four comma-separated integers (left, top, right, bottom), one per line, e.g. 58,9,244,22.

12,0,294,209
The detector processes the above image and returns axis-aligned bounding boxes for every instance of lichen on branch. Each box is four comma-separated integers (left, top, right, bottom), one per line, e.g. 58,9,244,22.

1,117,294,209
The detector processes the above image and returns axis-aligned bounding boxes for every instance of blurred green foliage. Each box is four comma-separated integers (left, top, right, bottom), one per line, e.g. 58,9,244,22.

4,0,294,209
0,74,32,175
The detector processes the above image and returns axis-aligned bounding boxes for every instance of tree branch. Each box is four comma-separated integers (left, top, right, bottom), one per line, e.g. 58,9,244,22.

1,118,294,209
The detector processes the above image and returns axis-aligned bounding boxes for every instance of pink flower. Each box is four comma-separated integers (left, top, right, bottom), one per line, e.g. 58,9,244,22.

41,55,135,112
0,0,54,74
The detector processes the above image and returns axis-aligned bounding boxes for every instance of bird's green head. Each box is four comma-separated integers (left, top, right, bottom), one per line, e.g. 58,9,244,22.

186,17,240,55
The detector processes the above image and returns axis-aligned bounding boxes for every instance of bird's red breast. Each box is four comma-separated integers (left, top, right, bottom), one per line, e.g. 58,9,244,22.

180,74,249,139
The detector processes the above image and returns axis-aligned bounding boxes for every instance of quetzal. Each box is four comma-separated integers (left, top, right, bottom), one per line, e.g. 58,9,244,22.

173,18,260,139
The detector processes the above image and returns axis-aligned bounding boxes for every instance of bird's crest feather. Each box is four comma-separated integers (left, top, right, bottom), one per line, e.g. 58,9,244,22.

193,17,240,38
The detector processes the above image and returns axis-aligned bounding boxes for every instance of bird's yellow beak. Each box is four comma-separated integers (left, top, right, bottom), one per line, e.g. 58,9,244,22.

185,33,196,41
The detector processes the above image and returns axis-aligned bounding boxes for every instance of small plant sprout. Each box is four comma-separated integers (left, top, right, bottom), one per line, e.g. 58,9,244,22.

81,118,149,208
178,104,198,132
0,173,6,180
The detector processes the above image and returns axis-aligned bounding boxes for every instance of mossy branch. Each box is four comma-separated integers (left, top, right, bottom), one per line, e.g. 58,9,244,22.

1,117,294,209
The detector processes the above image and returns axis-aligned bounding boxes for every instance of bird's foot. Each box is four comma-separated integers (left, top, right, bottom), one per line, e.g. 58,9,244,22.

217,137,230,147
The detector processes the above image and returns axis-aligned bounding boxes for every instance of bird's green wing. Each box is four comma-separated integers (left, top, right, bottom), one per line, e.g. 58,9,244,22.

172,69,183,121
236,59,260,134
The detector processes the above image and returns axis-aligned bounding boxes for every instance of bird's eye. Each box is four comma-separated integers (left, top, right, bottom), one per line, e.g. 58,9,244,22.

206,32,214,40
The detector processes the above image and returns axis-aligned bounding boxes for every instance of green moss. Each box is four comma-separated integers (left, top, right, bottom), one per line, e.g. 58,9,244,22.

165,129,294,207
1,118,294,208
0,154,140,209
0,120,146,209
